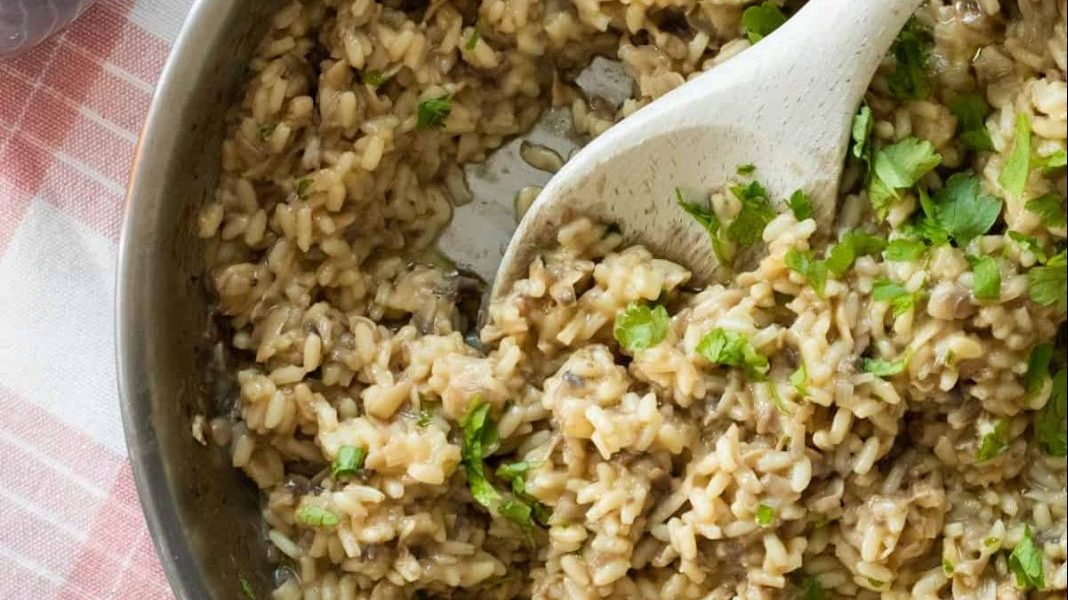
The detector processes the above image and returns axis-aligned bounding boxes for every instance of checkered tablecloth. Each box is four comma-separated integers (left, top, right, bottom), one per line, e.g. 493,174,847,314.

1,1,193,597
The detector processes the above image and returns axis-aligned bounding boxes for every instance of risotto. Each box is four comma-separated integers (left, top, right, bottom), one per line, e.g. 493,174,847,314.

195,0,1068,598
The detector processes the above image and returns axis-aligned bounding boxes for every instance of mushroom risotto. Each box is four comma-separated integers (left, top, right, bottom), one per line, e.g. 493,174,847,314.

196,0,1068,598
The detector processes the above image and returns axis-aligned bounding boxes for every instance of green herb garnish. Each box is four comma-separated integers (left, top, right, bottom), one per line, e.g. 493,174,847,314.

1028,250,1067,311
331,445,367,478
976,419,1009,462
755,504,775,526
932,173,1002,246
697,328,769,379
737,163,757,176
883,238,927,261
460,397,501,508
1025,193,1066,229
787,189,813,221
676,188,732,266
1008,525,1045,590
464,22,481,51
970,256,1001,300
863,351,910,376
886,17,931,100
1035,369,1067,457
785,249,828,298
614,303,670,352
296,177,313,199
999,113,1032,197
417,95,452,129
949,93,994,151
297,504,339,527
727,180,776,246
741,2,787,43
869,137,941,217
872,279,920,317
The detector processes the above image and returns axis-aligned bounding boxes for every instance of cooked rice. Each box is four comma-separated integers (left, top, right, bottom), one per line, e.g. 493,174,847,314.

196,0,1068,598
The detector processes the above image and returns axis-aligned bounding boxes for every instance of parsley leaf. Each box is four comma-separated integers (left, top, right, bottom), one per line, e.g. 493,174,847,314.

331,445,367,478
755,504,775,526
789,362,808,397
1024,344,1053,396
932,172,1002,246
869,137,941,217
497,462,552,526
872,279,920,317
949,93,994,152
296,178,313,199
697,328,769,379
863,352,910,376
361,70,390,87
1035,368,1067,456
737,163,757,176
1007,231,1048,264
970,256,1001,300
257,123,277,141
942,559,954,575
240,576,256,600
1025,193,1066,229
727,181,776,246
999,113,1032,197
874,137,942,189
797,576,826,600
676,189,733,266
1035,148,1066,171
826,232,886,277
614,303,670,352
886,17,932,100
416,408,434,427
976,419,1009,462
741,2,787,43
297,504,339,527
1028,250,1067,311
417,95,452,129
884,238,927,261
787,189,813,221
785,249,828,297
464,22,481,51
460,397,501,509
1008,525,1045,590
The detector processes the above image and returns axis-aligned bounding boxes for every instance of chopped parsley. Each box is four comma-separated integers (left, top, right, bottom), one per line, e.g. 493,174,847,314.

863,351,910,376
785,249,829,297
727,180,776,246
1035,368,1067,456
932,173,1002,246
970,256,1001,301
787,189,813,221
417,95,452,129
999,113,1032,198
883,238,927,262
296,177,313,199
755,503,775,526
240,576,256,600
825,232,885,277
613,303,670,352
1035,148,1066,171
1025,193,1066,229
1008,525,1045,590
697,328,769,379
416,408,434,427
737,163,757,176
872,279,920,317
331,445,367,478
497,462,551,526
296,504,339,527
460,398,501,508
789,362,808,397
257,123,277,141
1028,249,1067,311
1007,231,1048,263
464,22,481,51
976,419,1009,462
362,70,389,87
942,559,954,575
869,137,941,217
796,576,826,600
741,2,787,43
886,17,932,100
949,93,994,152
676,189,732,266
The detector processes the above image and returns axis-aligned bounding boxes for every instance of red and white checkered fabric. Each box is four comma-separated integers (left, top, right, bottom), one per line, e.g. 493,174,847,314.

1,1,191,597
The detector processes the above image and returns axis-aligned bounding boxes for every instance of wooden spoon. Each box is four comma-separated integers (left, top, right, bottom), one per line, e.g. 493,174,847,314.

490,0,922,300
